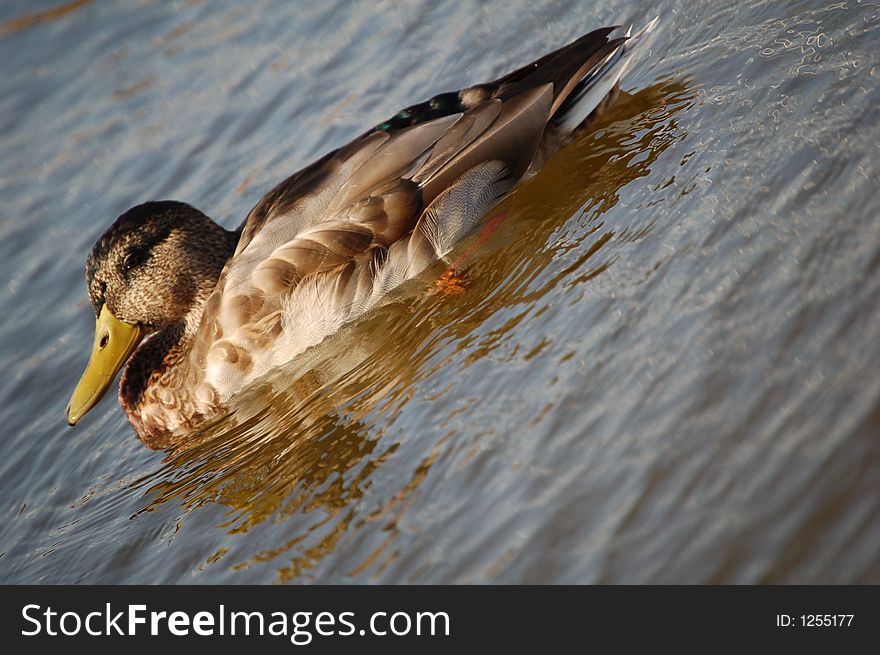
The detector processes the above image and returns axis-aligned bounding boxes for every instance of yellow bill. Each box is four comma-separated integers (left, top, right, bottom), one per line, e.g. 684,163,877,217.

66,305,142,425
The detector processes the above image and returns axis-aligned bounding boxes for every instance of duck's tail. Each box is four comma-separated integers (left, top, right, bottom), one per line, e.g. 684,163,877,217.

551,16,660,133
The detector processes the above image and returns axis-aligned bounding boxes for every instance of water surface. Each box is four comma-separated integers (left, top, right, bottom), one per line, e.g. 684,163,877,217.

0,0,878,583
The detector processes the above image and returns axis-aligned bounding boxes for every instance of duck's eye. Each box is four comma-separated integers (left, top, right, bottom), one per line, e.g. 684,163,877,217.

123,248,148,275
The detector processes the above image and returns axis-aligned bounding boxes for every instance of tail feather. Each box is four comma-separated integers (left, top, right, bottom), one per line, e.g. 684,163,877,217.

492,26,625,116
553,16,660,133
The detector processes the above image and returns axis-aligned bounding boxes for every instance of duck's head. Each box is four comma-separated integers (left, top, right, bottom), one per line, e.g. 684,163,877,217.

66,201,235,426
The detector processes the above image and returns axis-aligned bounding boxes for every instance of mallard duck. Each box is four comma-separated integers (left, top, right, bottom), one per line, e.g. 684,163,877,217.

66,19,659,440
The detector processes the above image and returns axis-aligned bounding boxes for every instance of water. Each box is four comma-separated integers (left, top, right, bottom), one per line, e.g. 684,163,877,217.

1,0,878,584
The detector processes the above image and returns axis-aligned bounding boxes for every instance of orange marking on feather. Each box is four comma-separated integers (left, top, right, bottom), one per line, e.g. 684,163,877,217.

449,210,509,270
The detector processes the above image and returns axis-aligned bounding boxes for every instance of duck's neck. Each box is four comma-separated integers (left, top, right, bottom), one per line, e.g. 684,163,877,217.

120,226,240,442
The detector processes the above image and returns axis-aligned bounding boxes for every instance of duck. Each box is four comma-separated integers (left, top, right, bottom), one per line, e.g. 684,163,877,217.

66,19,659,441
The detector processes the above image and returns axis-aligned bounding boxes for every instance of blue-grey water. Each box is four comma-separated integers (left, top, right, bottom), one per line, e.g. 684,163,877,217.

0,0,878,583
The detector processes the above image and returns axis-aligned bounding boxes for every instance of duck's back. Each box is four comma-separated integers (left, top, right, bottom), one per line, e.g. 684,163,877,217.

190,22,657,402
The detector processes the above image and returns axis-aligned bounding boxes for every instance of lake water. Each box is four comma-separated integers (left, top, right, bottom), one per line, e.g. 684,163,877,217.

1,0,878,583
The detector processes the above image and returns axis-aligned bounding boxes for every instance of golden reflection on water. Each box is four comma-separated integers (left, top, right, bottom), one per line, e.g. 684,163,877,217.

132,78,695,581
1,0,92,35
